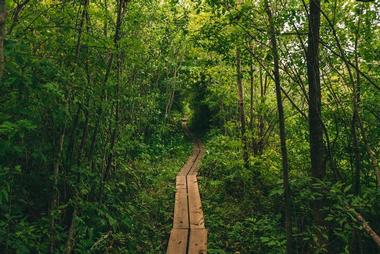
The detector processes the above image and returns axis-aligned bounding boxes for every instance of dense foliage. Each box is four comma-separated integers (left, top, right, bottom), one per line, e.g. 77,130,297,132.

0,0,379,253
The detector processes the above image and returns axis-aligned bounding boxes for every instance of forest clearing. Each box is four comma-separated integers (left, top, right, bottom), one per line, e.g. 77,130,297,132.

0,0,380,253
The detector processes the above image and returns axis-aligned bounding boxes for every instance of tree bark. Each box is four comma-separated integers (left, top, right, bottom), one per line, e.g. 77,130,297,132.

49,128,66,254
0,0,6,78
352,3,362,197
350,207,380,248
236,48,249,169
102,0,125,183
75,0,89,59
257,67,267,155
307,0,327,250
351,49,362,249
65,208,77,254
249,46,255,153
165,64,180,119
264,1,293,252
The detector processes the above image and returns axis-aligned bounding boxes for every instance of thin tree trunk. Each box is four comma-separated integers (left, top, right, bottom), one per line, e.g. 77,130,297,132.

66,104,81,169
103,0,108,37
352,3,362,197
318,0,380,187
236,48,249,169
65,1,127,253
77,108,89,165
75,0,89,59
99,0,126,202
221,101,227,135
349,207,380,248
88,0,125,164
166,89,175,118
350,6,362,254
65,208,77,254
249,46,255,153
76,45,91,166
165,65,179,119
49,128,66,254
0,0,6,78
102,0,125,180
312,3,380,186
264,1,293,252
315,5,380,92
357,115,380,187
8,0,30,35
258,67,266,155
307,0,327,251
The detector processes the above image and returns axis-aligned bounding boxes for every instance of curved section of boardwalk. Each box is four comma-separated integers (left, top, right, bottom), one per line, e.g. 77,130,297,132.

167,140,207,254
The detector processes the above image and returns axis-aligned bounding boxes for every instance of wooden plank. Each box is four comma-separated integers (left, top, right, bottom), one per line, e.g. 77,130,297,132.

178,155,195,176
192,148,200,159
176,176,187,189
168,140,208,254
187,149,201,175
178,160,191,176
188,229,207,254
173,188,189,229
193,142,200,152
181,152,199,175
187,176,205,229
167,229,189,254
188,149,205,175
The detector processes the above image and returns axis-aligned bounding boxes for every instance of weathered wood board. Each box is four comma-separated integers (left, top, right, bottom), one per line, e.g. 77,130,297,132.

167,229,188,254
167,140,207,253
188,229,207,254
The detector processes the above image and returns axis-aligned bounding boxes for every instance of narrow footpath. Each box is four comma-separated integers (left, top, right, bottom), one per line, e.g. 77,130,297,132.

166,137,207,254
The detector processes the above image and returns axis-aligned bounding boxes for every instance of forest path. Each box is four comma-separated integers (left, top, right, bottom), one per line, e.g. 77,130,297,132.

166,124,207,254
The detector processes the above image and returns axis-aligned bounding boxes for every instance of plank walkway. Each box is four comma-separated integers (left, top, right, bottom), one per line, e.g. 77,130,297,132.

167,140,207,254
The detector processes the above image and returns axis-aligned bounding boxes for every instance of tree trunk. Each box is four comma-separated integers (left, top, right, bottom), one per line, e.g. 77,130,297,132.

350,207,380,248
66,104,81,170
312,2,380,188
352,3,362,197
49,128,66,254
77,108,89,165
65,208,77,254
66,1,127,253
165,65,179,119
236,48,249,169
0,0,6,78
264,1,293,252
249,46,255,153
351,90,362,253
102,0,125,184
75,0,89,59
257,69,267,155
357,115,380,187
307,0,327,250
7,0,30,35
88,0,126,164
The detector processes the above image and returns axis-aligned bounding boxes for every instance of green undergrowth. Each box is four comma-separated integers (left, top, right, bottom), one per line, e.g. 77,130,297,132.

83,132,192,253
199,134,285,254
198,132,380,254
118,134,192,253
0,126,192,253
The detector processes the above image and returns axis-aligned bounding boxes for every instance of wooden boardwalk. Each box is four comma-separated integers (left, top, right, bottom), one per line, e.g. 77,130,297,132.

167,140,207,254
